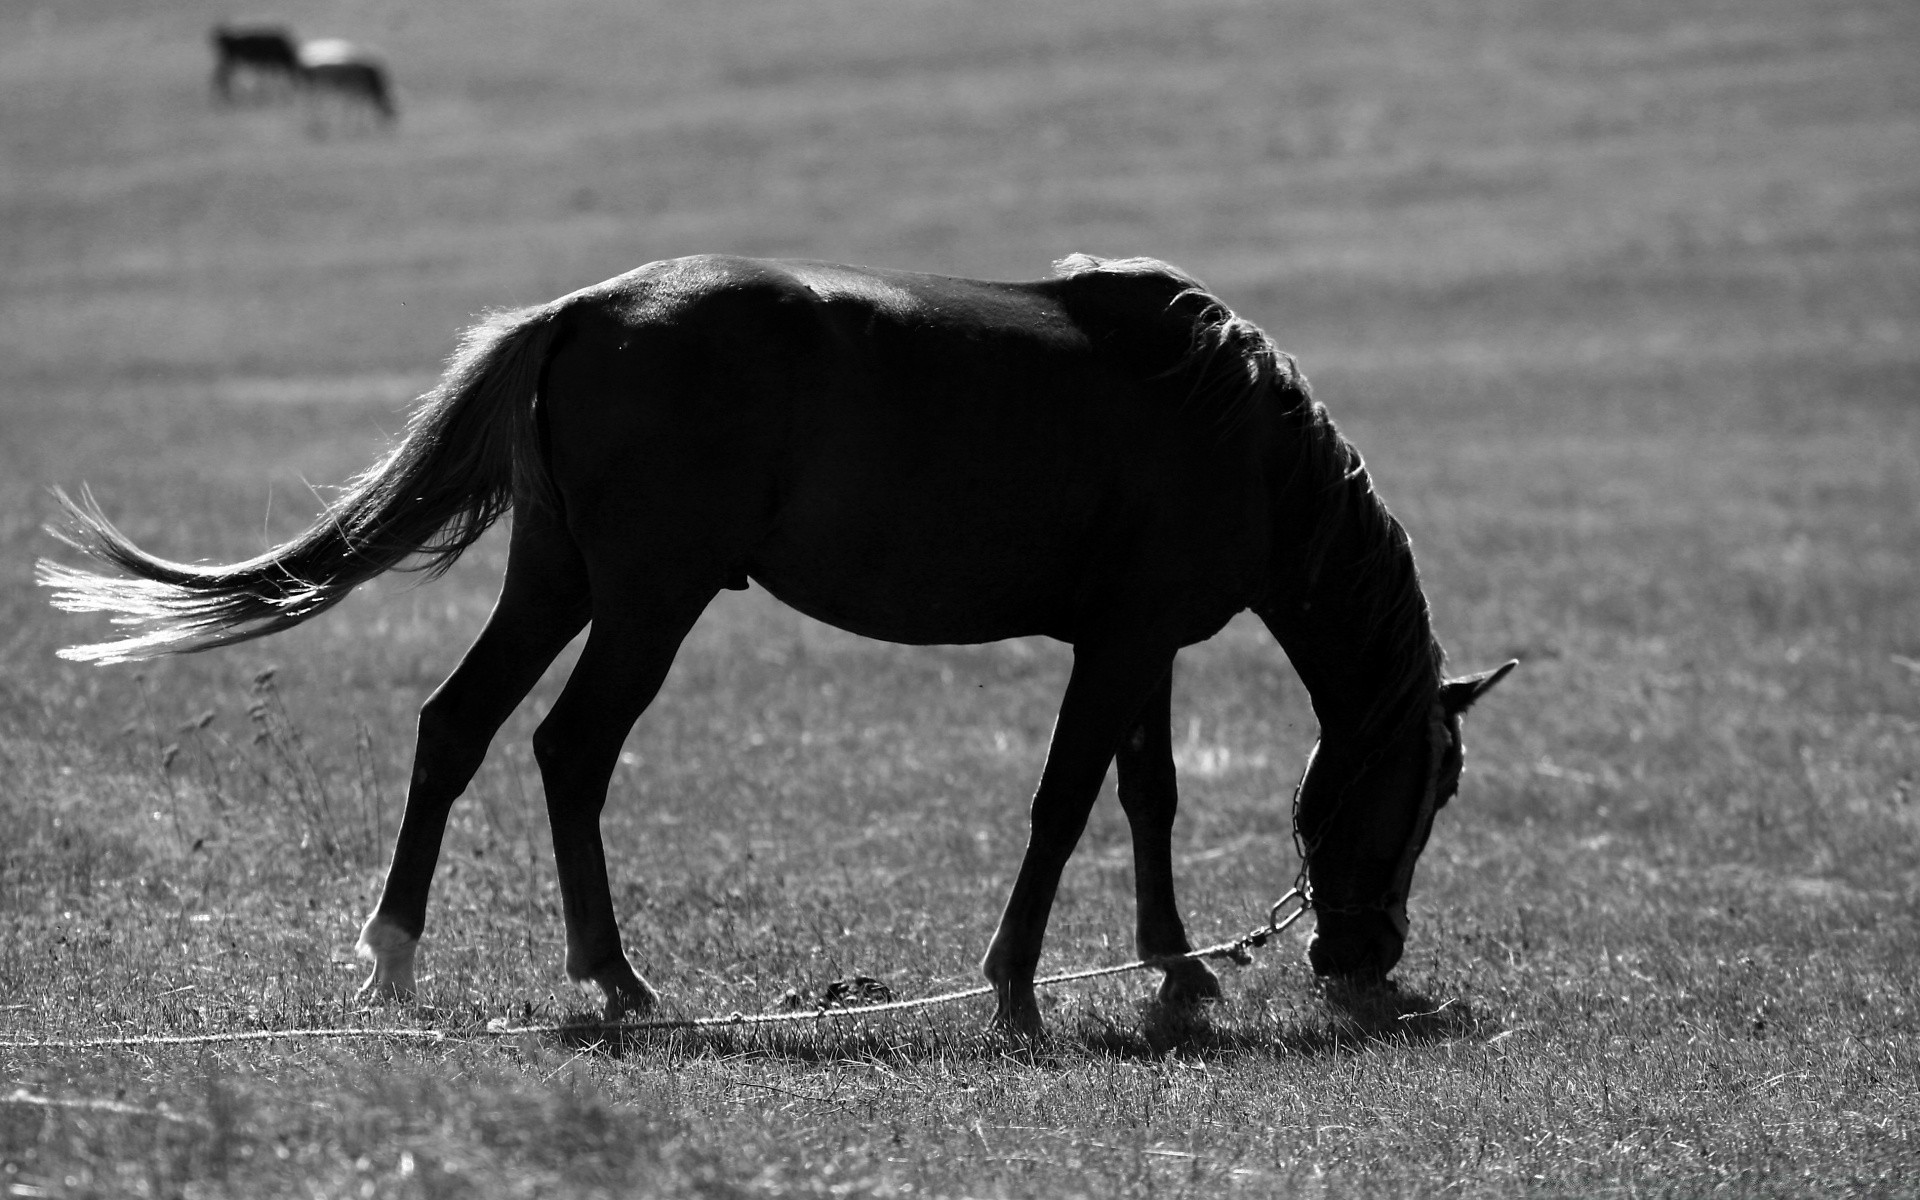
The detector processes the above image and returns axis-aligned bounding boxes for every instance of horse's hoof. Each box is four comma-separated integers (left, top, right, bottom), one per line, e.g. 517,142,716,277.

582,961,659,1022
599,981,659,1023
355,914,418,1002
356,972,414,1004
990,985,1046,1039
992,1011,1047,1040
1155,961,1223,1007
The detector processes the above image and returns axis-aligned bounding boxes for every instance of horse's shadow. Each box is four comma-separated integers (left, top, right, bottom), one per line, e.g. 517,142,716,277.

1066,977,1481,1062
534,977,1483,1065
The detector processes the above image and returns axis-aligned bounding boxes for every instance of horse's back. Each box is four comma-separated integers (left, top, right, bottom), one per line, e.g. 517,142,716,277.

213,24,296,56
539,256,1275,644
296,38,367,67
548,253,1237,477
211,23,299,87
564,253,1217,399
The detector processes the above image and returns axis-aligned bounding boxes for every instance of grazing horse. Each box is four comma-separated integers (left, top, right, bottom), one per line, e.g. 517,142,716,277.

210,24,301,102
39,254,1514,1032
296,38,396,124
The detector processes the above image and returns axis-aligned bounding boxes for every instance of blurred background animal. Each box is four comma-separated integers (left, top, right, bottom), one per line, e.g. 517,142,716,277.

296,38,397,127
208,22,300,102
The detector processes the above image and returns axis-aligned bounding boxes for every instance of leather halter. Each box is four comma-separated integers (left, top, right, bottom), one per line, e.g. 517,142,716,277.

1291,702,1451,936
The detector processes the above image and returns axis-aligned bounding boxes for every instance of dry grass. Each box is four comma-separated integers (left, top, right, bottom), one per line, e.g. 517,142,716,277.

3,0,1917,1195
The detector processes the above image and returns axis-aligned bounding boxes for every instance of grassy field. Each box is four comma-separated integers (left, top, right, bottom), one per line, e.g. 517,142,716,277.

3,0,1917,1195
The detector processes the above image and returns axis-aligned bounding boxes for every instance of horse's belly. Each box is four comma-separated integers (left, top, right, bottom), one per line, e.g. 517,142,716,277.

747,520,1083,645
745,474,1255,648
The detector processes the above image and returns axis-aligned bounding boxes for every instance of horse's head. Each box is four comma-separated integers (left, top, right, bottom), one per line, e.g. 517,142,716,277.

1296,660,1516,979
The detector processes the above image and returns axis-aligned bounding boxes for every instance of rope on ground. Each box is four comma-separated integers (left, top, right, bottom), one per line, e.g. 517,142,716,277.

0,890,1310,1051
2,1088,212,1128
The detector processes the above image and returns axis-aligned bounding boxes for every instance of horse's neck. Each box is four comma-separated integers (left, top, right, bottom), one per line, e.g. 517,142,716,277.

1261,592,1424,739
1256,435,1440,740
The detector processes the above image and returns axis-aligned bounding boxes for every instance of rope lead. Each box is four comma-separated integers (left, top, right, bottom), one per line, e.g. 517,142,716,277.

0,890,1313,1051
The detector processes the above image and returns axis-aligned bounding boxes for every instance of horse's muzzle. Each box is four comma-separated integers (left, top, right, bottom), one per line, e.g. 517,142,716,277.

1306,907,1406,979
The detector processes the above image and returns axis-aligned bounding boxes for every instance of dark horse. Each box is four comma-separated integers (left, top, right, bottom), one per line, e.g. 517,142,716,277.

40,254,1513,1031
210,24,301,102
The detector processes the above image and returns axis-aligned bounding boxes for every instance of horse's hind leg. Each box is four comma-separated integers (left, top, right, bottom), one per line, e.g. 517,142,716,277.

357,510,591,1001
1114,667,1222,1006
529,568,719,1020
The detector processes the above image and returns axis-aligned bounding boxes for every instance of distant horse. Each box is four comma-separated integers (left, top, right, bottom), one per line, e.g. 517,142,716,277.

296,38,396,125
210,23,301,102
40,254,1514,1032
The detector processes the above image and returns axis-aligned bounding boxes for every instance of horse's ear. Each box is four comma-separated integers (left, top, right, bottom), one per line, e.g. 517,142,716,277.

1439,659,1518,717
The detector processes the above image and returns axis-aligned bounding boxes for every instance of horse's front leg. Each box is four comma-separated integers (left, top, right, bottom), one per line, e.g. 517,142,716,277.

529,582,715,1020
1114,666,1222,1007
981,641,1177,1034
357,513,590,1003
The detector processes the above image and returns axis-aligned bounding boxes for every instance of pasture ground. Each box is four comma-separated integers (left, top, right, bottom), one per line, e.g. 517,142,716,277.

3,0,1916,1195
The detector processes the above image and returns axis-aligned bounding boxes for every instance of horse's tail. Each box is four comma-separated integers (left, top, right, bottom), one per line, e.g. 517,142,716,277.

38,303,568,664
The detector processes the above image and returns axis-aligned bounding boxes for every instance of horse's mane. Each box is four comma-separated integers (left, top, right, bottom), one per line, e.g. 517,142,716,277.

1053,252,1285,439
1283,385,1445,745
1055,254,1443,742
